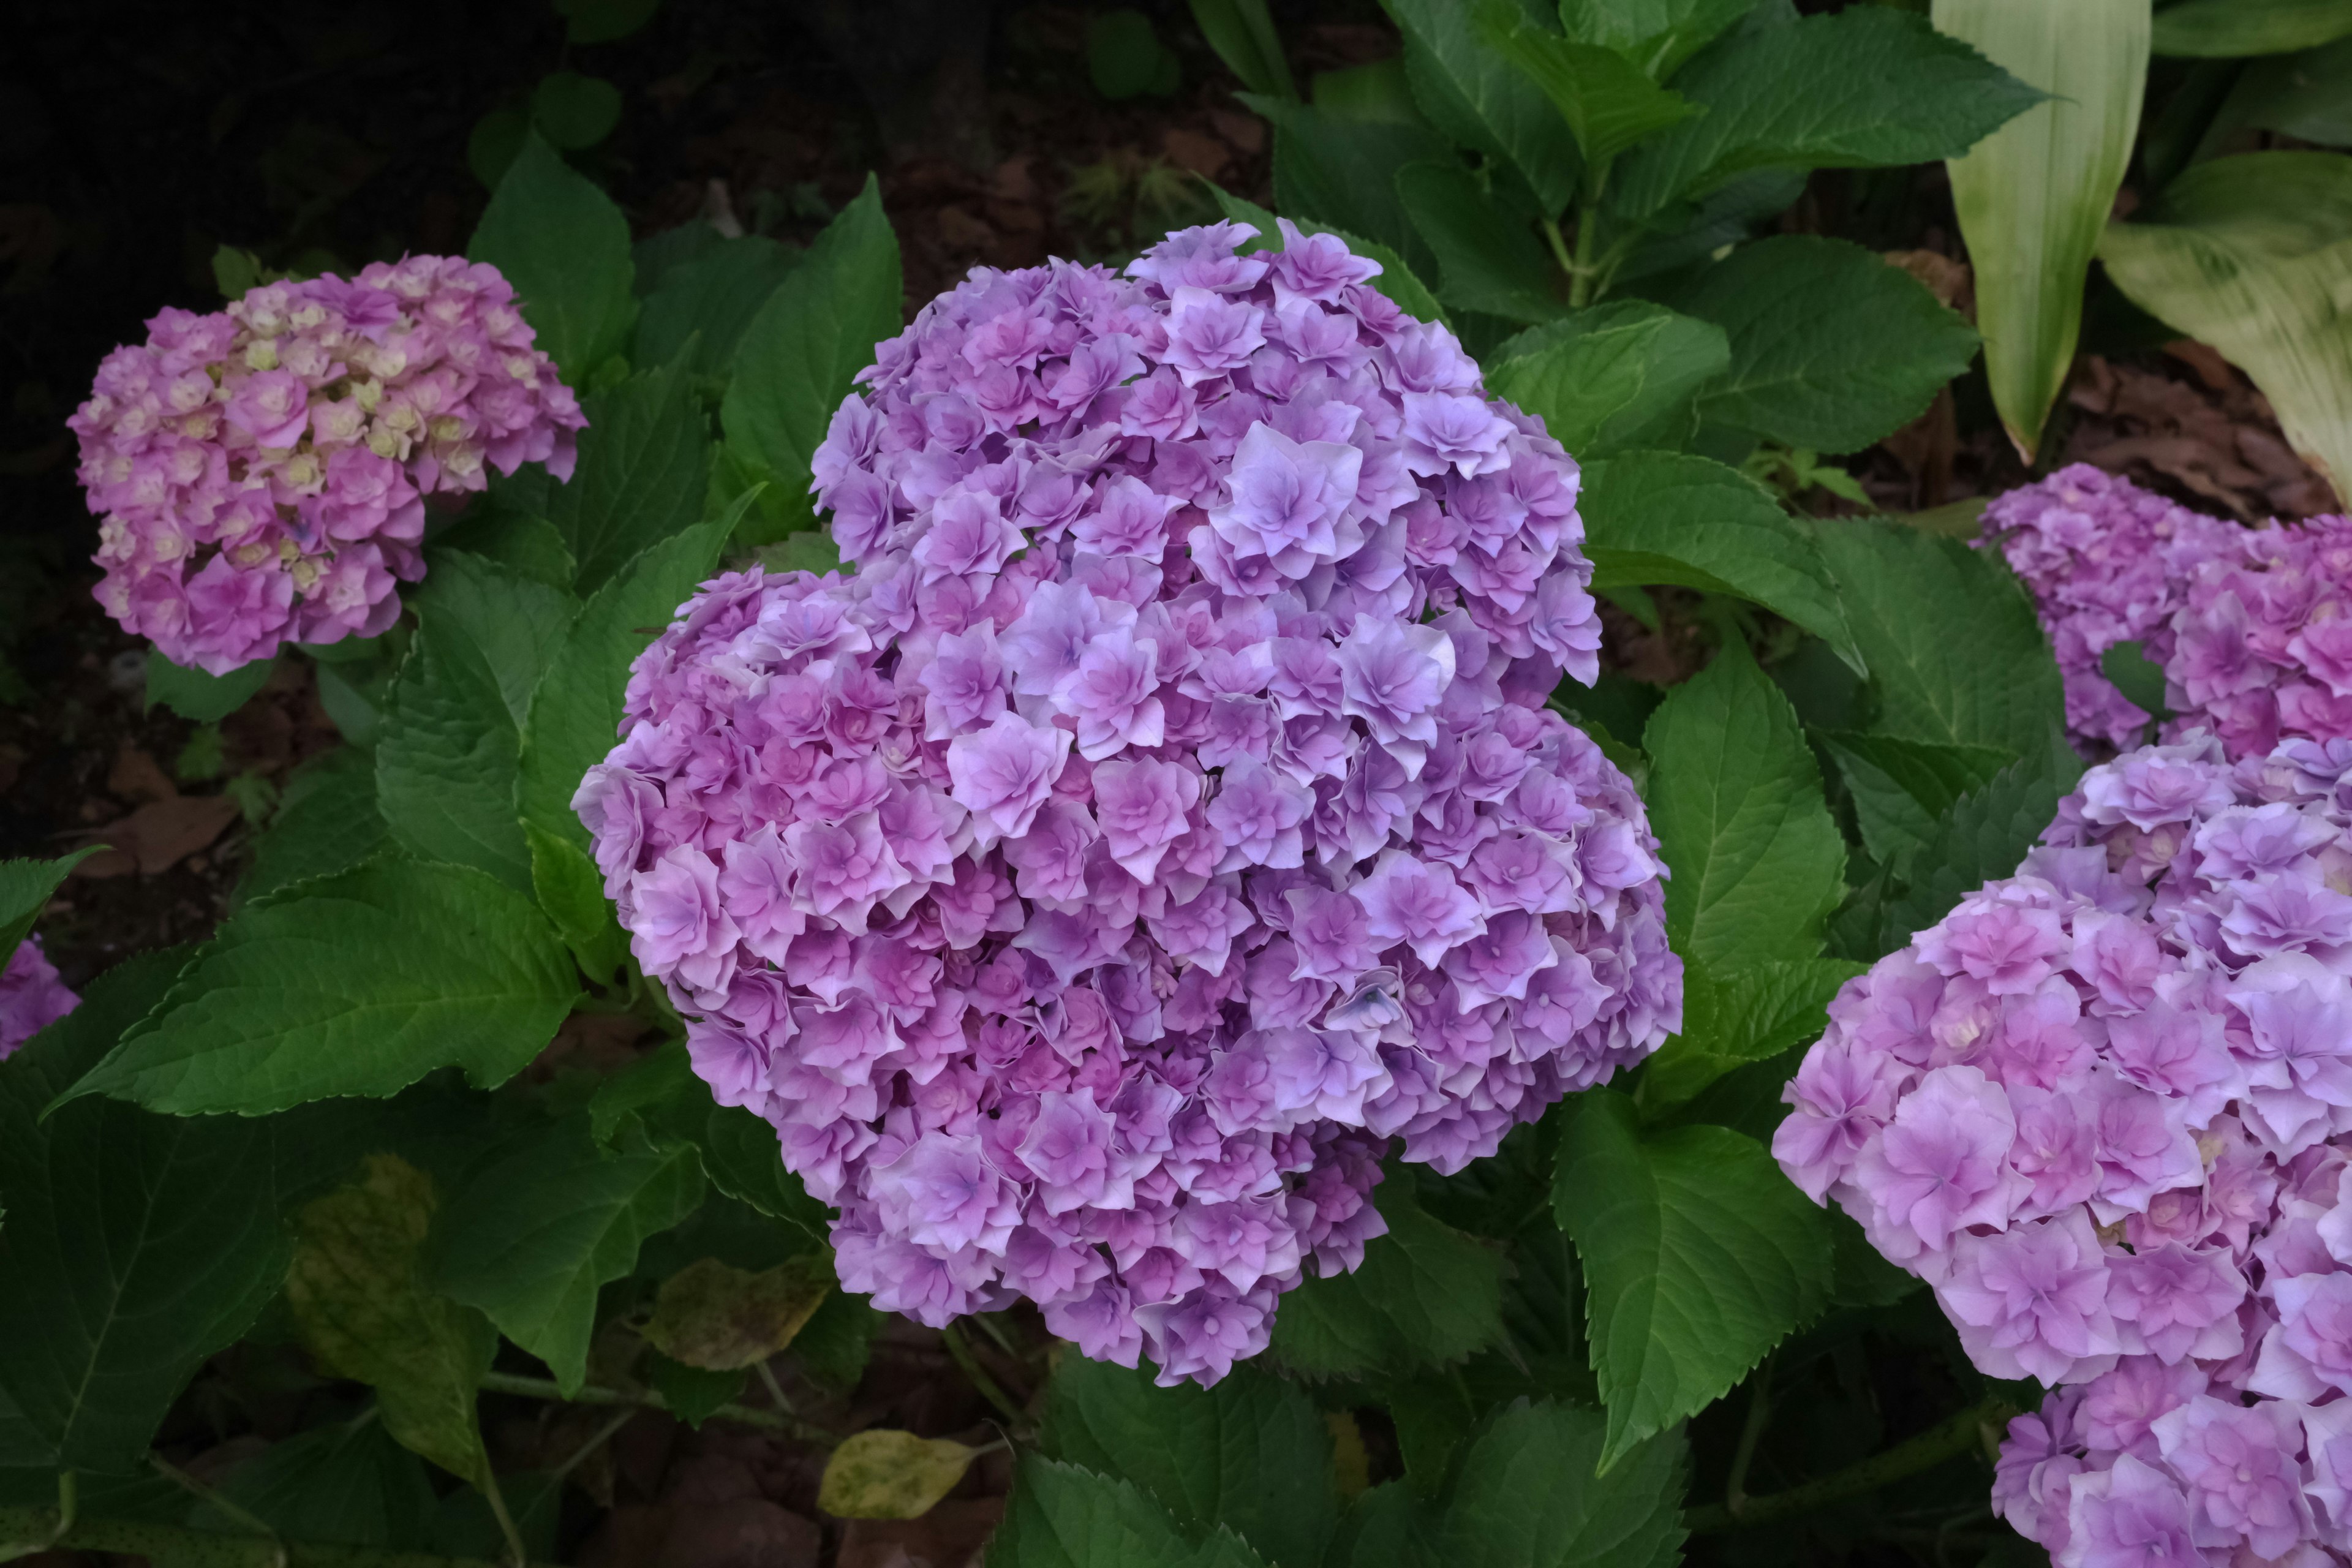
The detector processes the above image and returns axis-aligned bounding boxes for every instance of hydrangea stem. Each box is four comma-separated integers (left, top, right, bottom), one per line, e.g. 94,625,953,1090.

476,1369,837,1445
1684,1393,2016,1534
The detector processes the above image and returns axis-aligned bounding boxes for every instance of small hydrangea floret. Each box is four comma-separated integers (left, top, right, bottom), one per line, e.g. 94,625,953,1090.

70,257,586,674
1777,731,2352,1564
0,938,77,1059
1983,464,2352,759
582,221,1681,1384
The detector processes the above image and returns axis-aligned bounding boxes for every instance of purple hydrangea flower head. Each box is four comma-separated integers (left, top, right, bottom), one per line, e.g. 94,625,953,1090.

0,938,77,1058
585,223,1679,1384
1983,464,2352,759
1782,730,2352,1561
72,257,586,674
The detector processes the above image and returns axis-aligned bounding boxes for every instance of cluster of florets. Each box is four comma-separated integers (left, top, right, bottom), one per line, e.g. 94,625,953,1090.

0,939,77,1059
580,221,1679,1385
1775,733,2352,1564
1983,464,2352,760
70,257,586,674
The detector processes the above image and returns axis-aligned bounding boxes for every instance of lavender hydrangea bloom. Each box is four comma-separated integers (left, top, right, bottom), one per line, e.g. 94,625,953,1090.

585,221,1679,1385
1779,732,2352,1562
71,258,585,674
1983,464,2352,760
0,938,77,1058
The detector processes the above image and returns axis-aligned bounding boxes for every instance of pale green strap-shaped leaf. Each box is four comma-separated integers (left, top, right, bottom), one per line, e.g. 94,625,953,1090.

2097,152,2352,508
1189,0,1298,100
2151,0,2352,58
1936,0,2145,462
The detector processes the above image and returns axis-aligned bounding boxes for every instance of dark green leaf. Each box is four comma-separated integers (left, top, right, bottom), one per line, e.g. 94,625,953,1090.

1817,730,2015,869
428,1472,564,1565
599,1041,832,1238
644,1351,748,1427
192,1415,439,1550
1330,1482,1444,1568
1642,641,1845,968
1558,1091,1833,1466
989,1457,1272,1568
2100,639,2171,725
1488,302,1729,456
1579,452,1861,670
145,652,276,722
1211,189,1449,326
0,949,289,1472
1242,96,1451,284
1442,1400,1687,1566
431,1115,706,1395
543,363,714,592
1191,0,1298,98
556,0,662,44
530,70,622,150
526,820,631,986
1041,1357,1335,1568
65,857,578,1115
1379,0,1584,215
1669,235,1981,453
1608,166,1805,285
517,516,733,849
1638,957,1863,1112
1558,0,1757,81
721,174,901,542
1090,10,1177,99
1273,1176,1502,1378
1811,519,2066,760
1873,753,2080,956
0,849,103,961
469,129,636,382
635,236,802,377
1395,160,1567,325
235,748,390,910
1613,8,2041,218
375,553,578,891
1478,7,1700,162
2153,0,2352,58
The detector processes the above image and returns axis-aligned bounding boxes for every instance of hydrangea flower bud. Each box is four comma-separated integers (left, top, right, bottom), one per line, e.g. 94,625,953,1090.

70,258,586,674
1779,731,2352,1562
1982,464,2352,760
585,221,1681,1384
0,938,77,1058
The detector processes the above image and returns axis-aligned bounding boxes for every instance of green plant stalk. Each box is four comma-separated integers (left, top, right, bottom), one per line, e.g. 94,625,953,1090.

0,1506,541,1568
1684,1394,2018,1533
477,1369,835,1444
943,1321,1028,1427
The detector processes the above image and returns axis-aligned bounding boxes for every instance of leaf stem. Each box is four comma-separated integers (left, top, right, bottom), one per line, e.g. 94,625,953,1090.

151,1455,287,1565
1685,1394,2017,1534
0,1505,532,1568
1721,1353,1774,1518
477,1369,836,1444
942,1321,1027,1428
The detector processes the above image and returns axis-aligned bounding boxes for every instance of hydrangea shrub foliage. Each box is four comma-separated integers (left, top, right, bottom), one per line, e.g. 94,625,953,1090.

16,12,2287,1560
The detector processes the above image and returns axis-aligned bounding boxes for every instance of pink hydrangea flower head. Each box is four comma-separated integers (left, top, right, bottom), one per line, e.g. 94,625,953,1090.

0,938,77,1058
1780,731,2352,1561
1983,464,2352,759
72,257,586,674
586,223,1679,1384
